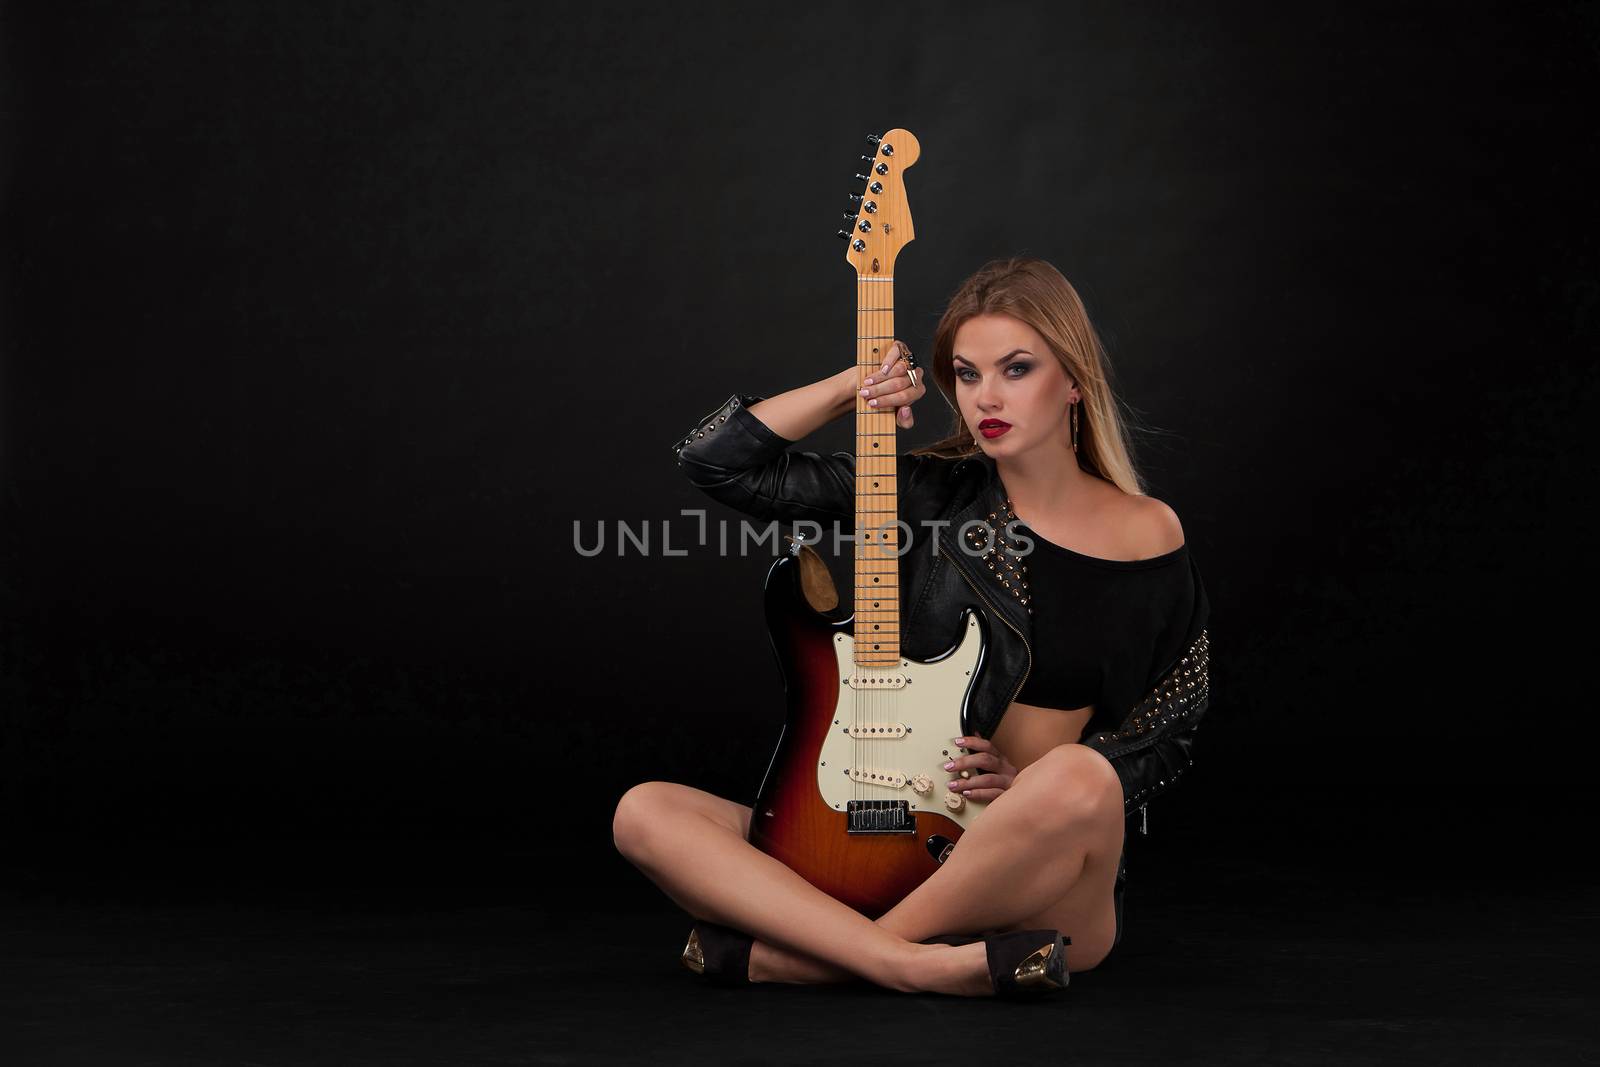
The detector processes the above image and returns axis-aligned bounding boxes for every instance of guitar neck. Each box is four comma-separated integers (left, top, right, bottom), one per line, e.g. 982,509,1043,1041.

854,274,900,668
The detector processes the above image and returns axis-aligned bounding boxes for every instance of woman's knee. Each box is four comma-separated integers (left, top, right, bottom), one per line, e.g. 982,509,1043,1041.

612,781,750,861
1009,744,1123,835
612,780,676,860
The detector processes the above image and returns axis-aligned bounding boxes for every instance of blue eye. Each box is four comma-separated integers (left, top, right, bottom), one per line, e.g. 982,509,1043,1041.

956,364,1029,382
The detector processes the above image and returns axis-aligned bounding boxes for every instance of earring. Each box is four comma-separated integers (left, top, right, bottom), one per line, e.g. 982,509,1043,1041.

1069,400,1079,451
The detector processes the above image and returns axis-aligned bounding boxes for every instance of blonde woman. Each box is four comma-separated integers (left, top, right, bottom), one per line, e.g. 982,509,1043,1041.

614,255,1211,998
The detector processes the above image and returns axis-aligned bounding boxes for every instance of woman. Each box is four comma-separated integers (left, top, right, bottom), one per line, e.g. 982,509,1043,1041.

613,255,1212,998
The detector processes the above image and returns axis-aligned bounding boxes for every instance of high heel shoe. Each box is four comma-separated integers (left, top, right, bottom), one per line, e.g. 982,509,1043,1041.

983,928,1070,998
679,921,754,986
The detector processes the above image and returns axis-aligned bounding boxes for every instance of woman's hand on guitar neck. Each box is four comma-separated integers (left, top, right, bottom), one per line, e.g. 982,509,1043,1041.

944,735,1019,803
857,339,927,429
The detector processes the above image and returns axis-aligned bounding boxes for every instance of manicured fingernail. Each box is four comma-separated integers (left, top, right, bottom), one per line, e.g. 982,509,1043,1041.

952,737,965,745
864,377,874,385
943,761,955,770
868,399,877,406
947,780,961,790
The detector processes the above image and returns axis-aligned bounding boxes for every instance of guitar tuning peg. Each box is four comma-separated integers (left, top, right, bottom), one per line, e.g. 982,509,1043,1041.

837,229,851,240
853,173,868,183
842,212,859,222
865,133,881,144
848,193,864,203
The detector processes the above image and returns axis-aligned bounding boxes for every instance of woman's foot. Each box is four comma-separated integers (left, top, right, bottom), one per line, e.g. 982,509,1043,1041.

914,941,996,997
910,933,1069,997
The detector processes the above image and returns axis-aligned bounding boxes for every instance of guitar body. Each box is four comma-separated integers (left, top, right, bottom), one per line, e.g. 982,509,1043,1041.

747,546,993,918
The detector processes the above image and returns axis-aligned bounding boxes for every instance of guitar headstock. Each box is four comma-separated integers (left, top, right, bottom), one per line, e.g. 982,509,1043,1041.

837,128,919,278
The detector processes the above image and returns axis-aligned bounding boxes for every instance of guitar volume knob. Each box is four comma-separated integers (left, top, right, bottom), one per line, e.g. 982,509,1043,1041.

944,791,965,812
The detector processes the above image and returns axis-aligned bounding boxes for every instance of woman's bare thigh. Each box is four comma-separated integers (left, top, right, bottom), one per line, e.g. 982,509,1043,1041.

644,781,755,840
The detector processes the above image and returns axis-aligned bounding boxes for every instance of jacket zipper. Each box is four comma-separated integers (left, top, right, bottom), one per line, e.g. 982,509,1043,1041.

941,540,1032,710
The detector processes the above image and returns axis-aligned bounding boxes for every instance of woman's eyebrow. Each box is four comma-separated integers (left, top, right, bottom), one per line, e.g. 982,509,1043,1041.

952,348,1034,367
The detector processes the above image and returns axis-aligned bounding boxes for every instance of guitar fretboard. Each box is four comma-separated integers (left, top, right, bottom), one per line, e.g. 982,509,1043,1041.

854,275,900,668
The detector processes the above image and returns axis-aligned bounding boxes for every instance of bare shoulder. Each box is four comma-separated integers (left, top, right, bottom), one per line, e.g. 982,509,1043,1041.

1120,494,1186,558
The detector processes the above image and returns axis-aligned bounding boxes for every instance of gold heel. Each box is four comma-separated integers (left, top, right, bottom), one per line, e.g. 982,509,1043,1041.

678,921,754,985
1013,940,1066,989
680,928,706,975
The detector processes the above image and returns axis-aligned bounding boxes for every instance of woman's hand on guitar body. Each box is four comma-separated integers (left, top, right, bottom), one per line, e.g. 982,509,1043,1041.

944,736,1019,803
858,339,927,429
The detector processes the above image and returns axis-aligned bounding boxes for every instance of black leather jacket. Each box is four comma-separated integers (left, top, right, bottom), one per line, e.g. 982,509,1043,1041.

670,392,1212,832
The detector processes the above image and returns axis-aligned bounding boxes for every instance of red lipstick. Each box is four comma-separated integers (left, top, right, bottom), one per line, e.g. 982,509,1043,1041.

978,419,1011,439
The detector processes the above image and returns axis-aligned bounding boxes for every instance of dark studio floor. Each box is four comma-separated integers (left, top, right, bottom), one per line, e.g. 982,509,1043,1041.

2,823,1594,1067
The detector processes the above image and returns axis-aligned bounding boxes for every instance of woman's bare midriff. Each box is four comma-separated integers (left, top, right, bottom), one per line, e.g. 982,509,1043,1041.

989,700,1095,771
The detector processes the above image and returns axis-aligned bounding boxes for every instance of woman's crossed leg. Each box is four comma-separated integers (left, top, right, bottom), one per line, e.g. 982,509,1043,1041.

611,742,1125,992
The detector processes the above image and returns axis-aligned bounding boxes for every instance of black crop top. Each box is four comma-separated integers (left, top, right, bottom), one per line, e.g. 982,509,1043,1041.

1012,523,1193,713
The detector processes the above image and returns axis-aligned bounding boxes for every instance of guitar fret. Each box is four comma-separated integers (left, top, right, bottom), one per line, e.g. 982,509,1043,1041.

851,280,902,662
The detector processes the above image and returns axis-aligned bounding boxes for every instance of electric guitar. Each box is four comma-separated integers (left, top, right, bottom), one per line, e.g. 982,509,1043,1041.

746,129,994,918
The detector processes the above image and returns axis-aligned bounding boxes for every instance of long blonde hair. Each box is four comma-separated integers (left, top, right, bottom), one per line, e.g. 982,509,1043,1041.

910,255,1149,495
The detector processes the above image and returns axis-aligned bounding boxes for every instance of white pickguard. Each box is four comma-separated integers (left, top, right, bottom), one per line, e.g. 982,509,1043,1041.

815,614,988,831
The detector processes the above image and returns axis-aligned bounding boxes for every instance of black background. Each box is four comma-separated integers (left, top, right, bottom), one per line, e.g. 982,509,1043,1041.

4,0,1597,917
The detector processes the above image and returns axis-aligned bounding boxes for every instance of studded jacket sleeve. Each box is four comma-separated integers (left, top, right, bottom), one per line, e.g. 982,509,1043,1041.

1080,555,1212,823
669,392,872,525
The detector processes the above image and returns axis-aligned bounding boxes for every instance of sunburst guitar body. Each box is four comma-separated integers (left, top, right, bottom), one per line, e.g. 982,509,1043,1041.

748,539,994,918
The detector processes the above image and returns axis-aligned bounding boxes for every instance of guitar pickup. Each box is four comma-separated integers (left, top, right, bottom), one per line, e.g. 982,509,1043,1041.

846,765,906,789
842,721,906,739
845,672,907,690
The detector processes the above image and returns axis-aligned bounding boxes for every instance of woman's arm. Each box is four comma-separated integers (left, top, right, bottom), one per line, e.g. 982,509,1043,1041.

669,387,861,525
1080,628,1212,820
669,349,925,525
744,366,859,441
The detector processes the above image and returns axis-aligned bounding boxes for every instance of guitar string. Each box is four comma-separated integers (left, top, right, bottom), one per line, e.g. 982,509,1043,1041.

860,272,874,810
859,273,868,809
863,270,889,814
865,274,884,812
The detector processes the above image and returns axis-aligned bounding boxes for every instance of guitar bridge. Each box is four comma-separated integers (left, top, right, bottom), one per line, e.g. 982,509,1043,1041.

846,800,915,834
